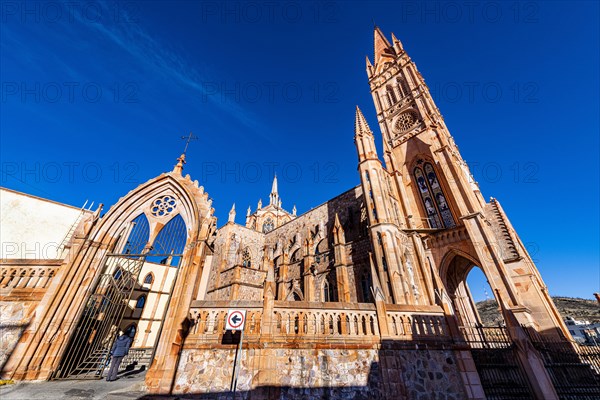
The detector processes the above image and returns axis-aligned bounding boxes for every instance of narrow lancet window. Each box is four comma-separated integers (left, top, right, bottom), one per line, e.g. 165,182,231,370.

414,162,455,229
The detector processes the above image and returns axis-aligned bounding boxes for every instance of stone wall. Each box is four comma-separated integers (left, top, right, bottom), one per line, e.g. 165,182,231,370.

204,186,373,304
172,346,468,399
0,301,36,369
206,224,265,301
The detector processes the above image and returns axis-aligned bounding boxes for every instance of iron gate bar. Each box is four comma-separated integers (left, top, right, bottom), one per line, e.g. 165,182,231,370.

54,212,188,380
55,255,145,379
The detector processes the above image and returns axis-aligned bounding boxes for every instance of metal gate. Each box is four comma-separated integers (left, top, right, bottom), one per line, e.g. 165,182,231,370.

526,330,600,400
54,253,146,379
54,212,188,379
460,326,534,399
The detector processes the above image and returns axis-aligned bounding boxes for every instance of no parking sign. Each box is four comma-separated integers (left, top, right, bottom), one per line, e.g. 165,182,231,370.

225,309,246,331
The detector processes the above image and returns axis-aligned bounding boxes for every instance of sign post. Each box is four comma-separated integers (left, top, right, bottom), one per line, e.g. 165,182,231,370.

226,309,246,398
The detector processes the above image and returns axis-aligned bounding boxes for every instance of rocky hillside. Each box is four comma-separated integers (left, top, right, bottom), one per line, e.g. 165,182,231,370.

476,297,599,326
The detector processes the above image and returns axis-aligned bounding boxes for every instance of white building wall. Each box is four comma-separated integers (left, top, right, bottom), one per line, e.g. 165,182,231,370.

0,188,89,260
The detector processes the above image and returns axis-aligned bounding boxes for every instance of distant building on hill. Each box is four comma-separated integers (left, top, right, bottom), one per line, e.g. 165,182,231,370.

565,317,600,345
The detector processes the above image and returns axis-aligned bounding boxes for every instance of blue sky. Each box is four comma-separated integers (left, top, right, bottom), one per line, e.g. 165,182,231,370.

1,1,598,300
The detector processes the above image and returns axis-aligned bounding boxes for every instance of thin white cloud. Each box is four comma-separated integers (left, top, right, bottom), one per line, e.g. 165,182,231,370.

76,2,264,133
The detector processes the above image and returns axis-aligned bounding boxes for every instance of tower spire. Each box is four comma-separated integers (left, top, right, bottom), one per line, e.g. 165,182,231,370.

228,203,236,223
373,26,395,66
354,106,378,162
269,174,280,206
354,106,373,137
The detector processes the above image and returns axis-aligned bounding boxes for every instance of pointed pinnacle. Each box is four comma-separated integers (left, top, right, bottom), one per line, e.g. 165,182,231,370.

271,174,278,194
374,26,395,64
334,213,342,229
355,106,373,136
391,32,404,53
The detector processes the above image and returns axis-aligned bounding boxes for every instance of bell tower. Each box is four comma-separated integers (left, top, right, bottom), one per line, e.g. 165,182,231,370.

366,27,486,230
363,27,569,340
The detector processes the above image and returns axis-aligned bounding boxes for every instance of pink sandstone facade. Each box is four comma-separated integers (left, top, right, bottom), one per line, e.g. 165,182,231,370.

1,28,598,399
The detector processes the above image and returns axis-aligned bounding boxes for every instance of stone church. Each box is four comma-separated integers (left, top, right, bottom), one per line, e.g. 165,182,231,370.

1,28,599,399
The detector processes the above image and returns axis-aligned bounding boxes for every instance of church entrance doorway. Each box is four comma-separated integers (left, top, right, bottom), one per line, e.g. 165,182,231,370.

53,253,146,379
54,212,188,379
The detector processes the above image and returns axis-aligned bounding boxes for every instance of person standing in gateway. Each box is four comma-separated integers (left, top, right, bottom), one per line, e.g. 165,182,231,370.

106,331,132,381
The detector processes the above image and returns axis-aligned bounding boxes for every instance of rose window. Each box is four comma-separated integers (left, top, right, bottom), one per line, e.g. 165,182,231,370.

151,195,177,217
394,110,419,133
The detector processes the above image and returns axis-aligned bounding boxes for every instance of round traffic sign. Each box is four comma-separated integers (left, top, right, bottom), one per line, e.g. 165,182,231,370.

227,310,245,329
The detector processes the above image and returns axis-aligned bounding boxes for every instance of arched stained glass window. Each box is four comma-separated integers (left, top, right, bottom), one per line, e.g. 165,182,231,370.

386,85,398,106
396,77,410,98
147,214,187,267
323,274,337,302
242,248,252,268
262,217,274,233
413,162,455,229
360,272,373,303
125,323,137,339
143,273,153,284
135,295,146,309
424,163,455,228
122,214,149,255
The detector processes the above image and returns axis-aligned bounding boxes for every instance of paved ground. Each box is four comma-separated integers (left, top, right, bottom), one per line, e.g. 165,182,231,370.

0,369,148,400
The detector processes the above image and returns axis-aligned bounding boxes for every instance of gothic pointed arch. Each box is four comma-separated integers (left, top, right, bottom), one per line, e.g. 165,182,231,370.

143,272,154,285
438,248,481,289
146,214,188,266
411,157,456,229
3,168,216,382
122,213,150,255
242,247,252,268
322,273,338,302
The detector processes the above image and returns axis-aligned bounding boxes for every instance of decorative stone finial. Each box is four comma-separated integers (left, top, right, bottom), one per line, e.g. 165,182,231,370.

173,153,186,175
228,203,236,223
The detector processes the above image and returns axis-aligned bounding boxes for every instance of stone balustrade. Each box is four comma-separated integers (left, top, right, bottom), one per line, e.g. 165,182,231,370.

272,308,379,338
387,311,450,340
0,265,60,290
187,300,454,344
189,306,263,337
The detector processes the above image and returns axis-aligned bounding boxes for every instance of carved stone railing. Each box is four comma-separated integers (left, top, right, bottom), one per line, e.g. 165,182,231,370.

188,300,454,345
188,303,263,338
387,311,451,341
272,308,379,338
0,264,60,290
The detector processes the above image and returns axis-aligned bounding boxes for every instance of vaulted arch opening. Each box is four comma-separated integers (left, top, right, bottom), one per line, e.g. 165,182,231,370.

443,254,504,334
